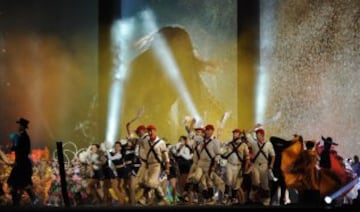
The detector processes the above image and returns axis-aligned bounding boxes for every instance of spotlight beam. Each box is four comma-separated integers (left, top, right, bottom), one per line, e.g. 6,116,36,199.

324,177,359,204
256,0,277,123
139,9,201,121
105,18,136,144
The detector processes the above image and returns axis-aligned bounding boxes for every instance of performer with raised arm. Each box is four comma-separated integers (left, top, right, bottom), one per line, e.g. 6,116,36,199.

127,123,149,205
246,123,275,206
123,107,148,205
195,124,223,205
181,124,205,204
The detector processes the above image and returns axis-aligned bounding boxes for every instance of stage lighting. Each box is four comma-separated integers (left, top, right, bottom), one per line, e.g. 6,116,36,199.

139,9,201,122
105,18,136,144
106,7,201,144
324,177,359,205
324,196,332,204
256,0,276,123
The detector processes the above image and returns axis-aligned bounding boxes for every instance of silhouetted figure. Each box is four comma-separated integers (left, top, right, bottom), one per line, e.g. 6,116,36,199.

122,26,222,138
7,118,38,206
270,136,297,205
319,136,338,169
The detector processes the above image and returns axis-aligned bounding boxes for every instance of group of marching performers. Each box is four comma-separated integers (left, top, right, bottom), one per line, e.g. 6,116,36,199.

65,120,277,206
49,119,360,207
1,118,360,207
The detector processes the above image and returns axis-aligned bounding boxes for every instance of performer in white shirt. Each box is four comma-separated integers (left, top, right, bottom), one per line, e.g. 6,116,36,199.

181,127,205,204
175,135,193,195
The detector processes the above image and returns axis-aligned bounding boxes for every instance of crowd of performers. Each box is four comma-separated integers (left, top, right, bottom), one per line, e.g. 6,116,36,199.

0,119,360,207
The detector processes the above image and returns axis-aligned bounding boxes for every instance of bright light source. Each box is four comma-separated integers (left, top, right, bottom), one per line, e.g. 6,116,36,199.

256,0,276,123
106,7,201,144
255,65,268,123
323,177,360,205
105,18,136,144
324,196,332,204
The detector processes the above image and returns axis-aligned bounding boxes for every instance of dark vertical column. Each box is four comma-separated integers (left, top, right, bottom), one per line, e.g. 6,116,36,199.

237,0,259,129
98,0,122,140
56,141,70,207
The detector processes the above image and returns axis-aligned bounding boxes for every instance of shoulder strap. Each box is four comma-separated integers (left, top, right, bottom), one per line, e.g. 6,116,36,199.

146,139,163,164
201,139,214,160
195,142,201,159
185,144,194,154
251,142,267,163
223,140,244,162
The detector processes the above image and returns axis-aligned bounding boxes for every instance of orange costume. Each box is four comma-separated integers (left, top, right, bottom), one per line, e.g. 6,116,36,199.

281,136,352,198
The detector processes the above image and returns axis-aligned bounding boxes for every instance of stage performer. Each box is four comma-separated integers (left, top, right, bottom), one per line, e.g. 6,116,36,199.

181,126,204,204
7,117,39,206
222,129,250,205
137,125,170,206
246,124,275,206
194,124,223,205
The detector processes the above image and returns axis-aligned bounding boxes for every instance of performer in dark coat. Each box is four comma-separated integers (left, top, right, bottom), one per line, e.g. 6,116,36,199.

7,117,38,206
269,135,297,205
319,136,338,169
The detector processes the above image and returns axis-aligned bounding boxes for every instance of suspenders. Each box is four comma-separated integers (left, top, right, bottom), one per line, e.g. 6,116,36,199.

223,139,245,163
201,139,214,160
185,144,194,154
193,139,214,160
251,142,268,163
146,139,163,165
195,142,201,159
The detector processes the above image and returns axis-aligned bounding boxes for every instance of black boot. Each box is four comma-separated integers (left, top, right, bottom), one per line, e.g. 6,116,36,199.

184,182,193,193
0,183,4,196
232,189,238,200
192,183,199,193
11,189,20,206
25,187,38,205
208,188,214,198
202,189,209,200
224,185,230,199
206,188,215,204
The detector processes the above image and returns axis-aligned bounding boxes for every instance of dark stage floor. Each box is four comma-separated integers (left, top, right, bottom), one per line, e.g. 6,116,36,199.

1,204,355,212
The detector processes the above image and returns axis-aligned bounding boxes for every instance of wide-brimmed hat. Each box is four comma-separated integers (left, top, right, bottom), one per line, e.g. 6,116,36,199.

16,117,29,128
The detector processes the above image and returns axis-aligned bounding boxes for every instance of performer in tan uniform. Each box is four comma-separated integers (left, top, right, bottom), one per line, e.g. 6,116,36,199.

222,129,250,205
181,127,204,204
195,124,223,204
246,124,275,206
137,125,170,206
127,124,149,205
